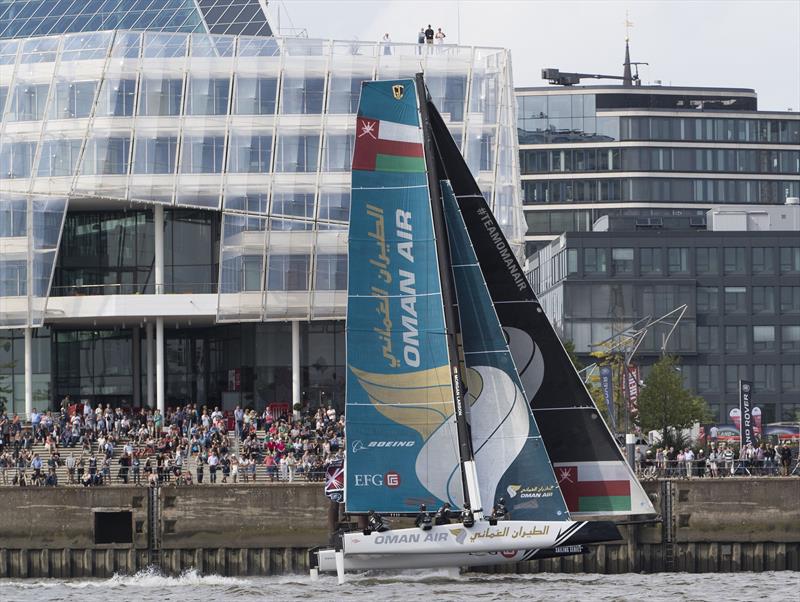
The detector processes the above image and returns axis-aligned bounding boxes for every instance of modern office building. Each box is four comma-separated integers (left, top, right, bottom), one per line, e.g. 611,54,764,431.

0,1,523,416
525,203,800,424
515,82,800,256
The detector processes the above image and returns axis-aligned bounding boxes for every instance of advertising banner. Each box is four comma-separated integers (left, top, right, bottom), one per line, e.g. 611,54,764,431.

626,364,640,424
739,380,756,447
599,365,616,430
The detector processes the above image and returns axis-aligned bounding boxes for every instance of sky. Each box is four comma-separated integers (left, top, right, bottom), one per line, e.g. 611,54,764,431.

268,0,800,112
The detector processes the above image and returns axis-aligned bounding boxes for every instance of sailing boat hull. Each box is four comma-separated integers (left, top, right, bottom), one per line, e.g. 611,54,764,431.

338,519,617,556
315,543,588,572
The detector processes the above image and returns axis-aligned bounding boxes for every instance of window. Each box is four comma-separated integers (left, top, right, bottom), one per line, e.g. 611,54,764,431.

725,365,748,392
318,190,350,222
281,77,324,114
133,136,178,174
0,141,37,179
696,286,718,313
138,78,183,116
567,248,578,275
37,139,82,176
752,325,775,353
180,135,225,173
723,247,745,274
7,83,49,121
227,133,272,173
723,286,746,314
267,254,310,290
668,247,689,274
81,137,131,175
724,326,747,353
234,77,278,115
753,365,776,391
272,191,315,218
327,74,364,114
97,78,136,117
315,254,347,290
186,77,230,115
752,286,775,314
780,247,800,273
752,247,775,274
584,248,607,274
322,134,354,172
697,326,719,352
49,81,97,119
275,134,319,172
782,325,800,352
611,248,633,274
639,248,662,275
697,365,719,392
782,365,800,392
695,247,718,274
781,286,800,313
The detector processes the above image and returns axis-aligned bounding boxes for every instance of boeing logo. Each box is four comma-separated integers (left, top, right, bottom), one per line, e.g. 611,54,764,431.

351,440,415,454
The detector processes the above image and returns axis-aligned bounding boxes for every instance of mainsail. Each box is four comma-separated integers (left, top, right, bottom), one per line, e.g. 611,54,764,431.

426,100,655,517
345,79,464,513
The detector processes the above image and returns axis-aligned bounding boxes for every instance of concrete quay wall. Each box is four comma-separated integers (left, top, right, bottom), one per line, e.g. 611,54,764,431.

0,479,797,577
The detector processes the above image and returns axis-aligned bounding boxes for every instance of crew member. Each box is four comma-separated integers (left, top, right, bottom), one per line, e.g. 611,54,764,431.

460,502,475,528
434,502,452,525
415,504,433,530
367,509,390,533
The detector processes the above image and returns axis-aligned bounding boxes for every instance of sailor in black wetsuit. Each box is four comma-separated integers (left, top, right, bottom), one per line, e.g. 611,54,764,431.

415,504,433,530
460,502,475,528
367,509,389,532
492,498,507,520
434,502,452,525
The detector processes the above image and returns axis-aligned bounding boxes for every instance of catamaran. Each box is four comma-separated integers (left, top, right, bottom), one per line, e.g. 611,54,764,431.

312,75,655,581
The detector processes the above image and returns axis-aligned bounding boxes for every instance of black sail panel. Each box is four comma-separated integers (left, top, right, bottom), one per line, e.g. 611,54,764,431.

427,101,655,517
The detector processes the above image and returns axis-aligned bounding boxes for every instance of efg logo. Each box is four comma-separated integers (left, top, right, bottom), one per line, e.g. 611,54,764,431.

353,471,401,488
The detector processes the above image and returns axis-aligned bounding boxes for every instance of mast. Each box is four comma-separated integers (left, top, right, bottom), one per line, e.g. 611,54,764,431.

415,73,481,512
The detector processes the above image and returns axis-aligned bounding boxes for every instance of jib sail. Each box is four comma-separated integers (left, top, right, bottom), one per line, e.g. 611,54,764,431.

426,99,654,517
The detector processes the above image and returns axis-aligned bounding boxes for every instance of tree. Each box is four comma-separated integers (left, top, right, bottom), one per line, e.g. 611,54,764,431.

638,355,710,447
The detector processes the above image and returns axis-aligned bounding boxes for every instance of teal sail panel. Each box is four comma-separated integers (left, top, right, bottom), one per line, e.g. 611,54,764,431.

441,181,570,521
345,79,464,514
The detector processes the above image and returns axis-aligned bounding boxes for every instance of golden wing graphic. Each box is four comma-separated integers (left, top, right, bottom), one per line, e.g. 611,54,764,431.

350,365,455,439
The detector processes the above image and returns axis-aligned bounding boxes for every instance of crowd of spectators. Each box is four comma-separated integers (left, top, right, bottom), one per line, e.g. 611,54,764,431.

637,440,797,479
0,401,345,487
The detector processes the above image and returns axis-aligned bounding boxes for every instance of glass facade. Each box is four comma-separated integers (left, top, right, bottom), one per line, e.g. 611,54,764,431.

526,231,800,424
0,0,273,40
0,320,343,414
516,88,800,246
0,30,522,327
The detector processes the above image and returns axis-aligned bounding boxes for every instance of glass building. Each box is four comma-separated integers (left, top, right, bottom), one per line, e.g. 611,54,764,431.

0,9,522,415
525,207,800,425
516,85,800,257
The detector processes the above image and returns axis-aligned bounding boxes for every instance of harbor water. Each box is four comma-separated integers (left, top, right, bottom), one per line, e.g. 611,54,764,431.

1,569,797,602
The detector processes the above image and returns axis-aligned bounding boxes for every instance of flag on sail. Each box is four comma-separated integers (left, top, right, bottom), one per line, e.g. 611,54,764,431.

352,117,425,173
554,463,632,513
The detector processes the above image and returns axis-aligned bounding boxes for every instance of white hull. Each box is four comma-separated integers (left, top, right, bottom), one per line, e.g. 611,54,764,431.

340,519,573,556
316,544,586,572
